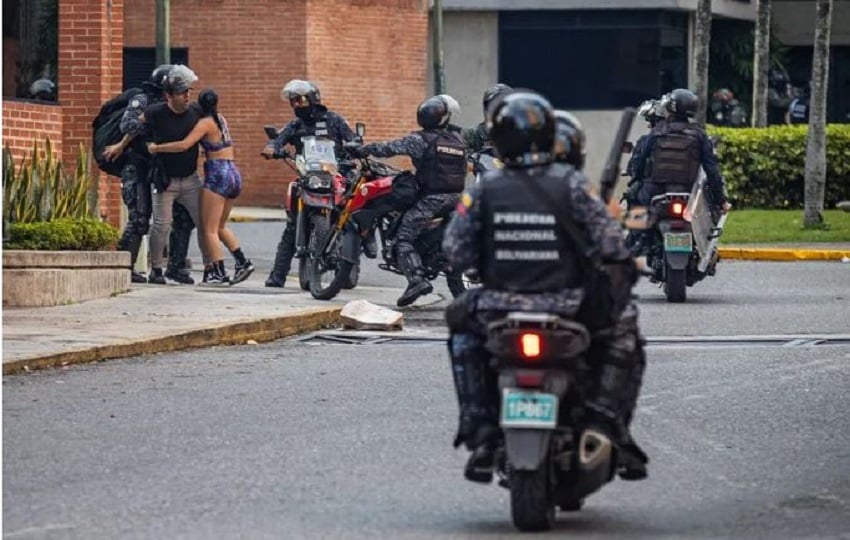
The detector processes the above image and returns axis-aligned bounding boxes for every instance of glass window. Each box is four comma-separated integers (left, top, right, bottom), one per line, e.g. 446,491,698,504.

498,10,688,110
2,0,58,101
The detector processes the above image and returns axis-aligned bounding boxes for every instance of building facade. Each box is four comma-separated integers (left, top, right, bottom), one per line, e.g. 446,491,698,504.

3,0,848,220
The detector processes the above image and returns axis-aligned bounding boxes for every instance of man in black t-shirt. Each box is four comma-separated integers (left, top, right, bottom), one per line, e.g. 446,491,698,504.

143,65,204,285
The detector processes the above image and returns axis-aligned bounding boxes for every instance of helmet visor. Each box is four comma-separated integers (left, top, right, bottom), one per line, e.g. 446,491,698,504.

281,80,314,105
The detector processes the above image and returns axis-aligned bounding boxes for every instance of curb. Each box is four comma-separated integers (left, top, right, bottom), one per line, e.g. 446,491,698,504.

718,247,850,262
3,307,341,376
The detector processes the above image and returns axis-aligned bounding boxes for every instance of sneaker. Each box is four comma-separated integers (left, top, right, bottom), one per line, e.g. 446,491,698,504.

131,270,148,284
265,274,286,288
232,259,255,285
165,267,195,285
199,271,231,288
148,268,166,285
397,280,433,307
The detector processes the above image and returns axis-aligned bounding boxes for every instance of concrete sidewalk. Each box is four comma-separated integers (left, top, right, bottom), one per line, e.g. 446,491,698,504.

1,275,422,375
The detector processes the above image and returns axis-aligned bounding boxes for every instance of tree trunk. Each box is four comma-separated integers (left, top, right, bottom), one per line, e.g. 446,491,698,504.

751,0,771,127
803,0,833,227
693,0,713,127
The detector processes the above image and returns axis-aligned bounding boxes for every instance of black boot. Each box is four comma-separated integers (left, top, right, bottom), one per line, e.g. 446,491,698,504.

118,232,147,283
586,364,648,481
464,423,501,484
396,249,432,307
166,205,195,284
362,228,378,259
268,222,296,286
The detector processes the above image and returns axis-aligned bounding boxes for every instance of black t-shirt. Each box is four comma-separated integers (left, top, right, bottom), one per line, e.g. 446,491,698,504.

145,102,201,177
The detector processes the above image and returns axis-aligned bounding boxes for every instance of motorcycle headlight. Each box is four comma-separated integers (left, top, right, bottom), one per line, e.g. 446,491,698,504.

307,175,331,189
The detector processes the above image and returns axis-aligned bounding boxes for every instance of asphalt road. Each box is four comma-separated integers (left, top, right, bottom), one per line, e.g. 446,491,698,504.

4,338,850,539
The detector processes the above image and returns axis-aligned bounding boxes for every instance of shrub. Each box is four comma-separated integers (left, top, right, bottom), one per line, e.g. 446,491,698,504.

5,218,119,251
707,124,850,209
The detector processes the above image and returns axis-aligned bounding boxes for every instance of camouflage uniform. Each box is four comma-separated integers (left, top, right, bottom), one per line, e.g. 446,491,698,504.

117,92,194,276
443,165,646,469
462,122,489,153
360,132,461,291
265,109,356,285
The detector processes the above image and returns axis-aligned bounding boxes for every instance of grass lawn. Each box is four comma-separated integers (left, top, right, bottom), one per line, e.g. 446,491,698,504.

721,209,850,244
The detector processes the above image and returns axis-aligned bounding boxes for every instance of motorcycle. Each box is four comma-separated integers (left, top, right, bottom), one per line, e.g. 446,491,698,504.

304,124,469,301
632,171,727,303
486,312,617,531
263,126,358,293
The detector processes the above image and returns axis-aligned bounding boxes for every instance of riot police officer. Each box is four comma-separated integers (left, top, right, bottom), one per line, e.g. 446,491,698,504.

261,80,358,287
463,83,513,152
443,91,647,484
102,64,197,284
629,89,729,253
351,95,468,307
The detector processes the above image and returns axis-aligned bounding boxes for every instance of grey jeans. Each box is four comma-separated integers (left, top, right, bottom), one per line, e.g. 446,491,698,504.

150,173,203,269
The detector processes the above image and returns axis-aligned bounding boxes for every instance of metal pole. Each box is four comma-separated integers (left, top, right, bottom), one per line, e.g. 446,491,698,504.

433,0,445,95
155,0,170,66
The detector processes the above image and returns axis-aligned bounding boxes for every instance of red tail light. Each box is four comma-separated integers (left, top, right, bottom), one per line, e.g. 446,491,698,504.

520,332,542,360
671,202,684,216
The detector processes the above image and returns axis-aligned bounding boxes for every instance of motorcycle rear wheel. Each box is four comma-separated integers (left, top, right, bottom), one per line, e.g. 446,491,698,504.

510,462,555,532
664,266,687,303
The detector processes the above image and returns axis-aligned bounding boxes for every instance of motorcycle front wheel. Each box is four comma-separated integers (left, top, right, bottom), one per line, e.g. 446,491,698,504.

307,214,348,300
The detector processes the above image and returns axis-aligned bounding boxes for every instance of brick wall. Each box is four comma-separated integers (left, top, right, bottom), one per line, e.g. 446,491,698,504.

58,0,125,227
1,101,64,163
124,0,428,207
306,0,428,171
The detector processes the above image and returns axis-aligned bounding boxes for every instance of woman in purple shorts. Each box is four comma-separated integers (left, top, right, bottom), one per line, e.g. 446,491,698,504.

148,89,254,286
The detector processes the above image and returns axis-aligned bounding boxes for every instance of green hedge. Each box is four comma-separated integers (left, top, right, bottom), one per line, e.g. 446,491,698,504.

5,218,119,251
707,124,850,209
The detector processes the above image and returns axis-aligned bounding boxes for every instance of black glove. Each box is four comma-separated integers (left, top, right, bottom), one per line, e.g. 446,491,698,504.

344,142,365,157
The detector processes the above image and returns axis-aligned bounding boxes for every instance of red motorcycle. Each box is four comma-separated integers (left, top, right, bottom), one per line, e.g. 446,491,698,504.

306,126,469,301
263,126,358,292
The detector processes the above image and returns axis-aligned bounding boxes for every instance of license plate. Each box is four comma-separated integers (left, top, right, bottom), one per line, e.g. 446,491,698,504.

664,232,692,252
500,389,558,429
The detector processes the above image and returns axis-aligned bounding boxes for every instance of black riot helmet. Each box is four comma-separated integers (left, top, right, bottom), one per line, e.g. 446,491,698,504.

553,110,586,170
482,83,513,117
488,91,555,168
665,88,699,119
417,97,449,130
141,64,173,96
28,78,56,101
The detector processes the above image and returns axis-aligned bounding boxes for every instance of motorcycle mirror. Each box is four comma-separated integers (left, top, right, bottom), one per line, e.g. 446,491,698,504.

356,122,366,137
621,141,634,154
263,125,278,140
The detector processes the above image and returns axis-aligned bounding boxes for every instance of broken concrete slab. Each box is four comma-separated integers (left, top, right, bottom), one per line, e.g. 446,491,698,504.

340,299,403,331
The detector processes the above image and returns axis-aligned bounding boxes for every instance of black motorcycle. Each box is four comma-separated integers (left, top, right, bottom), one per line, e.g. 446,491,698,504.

486,312,618,531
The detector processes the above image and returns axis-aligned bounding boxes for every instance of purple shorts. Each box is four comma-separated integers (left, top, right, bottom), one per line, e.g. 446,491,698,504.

203,159,242,199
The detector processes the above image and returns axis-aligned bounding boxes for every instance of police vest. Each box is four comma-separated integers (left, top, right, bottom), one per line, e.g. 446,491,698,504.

479,169,583,293
789,99,809,123
413,129,467,194
648,120,702,186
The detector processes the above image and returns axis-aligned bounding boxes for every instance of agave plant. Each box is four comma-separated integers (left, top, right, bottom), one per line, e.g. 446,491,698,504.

2,138,96,224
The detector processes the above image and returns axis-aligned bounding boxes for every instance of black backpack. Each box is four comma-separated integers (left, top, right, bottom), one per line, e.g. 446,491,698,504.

91,88,144,177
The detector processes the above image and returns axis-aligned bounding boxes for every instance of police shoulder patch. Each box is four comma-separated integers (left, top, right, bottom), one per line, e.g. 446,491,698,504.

130,99,141,109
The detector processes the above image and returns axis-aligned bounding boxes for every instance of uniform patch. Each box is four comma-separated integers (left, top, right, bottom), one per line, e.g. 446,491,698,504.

130,99,140,109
